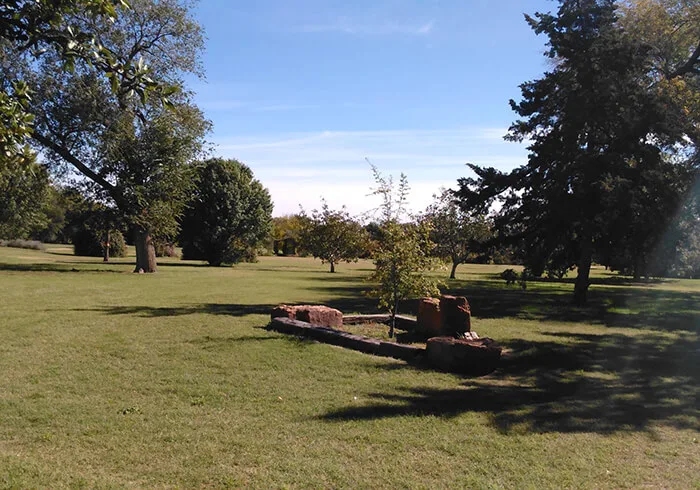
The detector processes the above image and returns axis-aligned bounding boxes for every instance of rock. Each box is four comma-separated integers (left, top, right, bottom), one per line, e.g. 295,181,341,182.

440,295,471,336
271,305,342,328
271,304,298,320
417,297,442,336
296,306,343,328
426,336,501,375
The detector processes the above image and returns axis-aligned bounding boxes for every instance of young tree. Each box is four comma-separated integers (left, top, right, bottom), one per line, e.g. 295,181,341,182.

19,0,208,272
299,201,368,273
455,0,694,304
425,190,493,279
366,166,441,337
179,159,273,266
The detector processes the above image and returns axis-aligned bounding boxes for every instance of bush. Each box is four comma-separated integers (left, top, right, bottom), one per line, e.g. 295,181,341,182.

179,159,273,266
154,240,178,258
0,239,46,251
73,229,127,258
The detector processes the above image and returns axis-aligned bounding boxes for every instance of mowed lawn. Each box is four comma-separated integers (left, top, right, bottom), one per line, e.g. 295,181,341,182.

0,245,698,489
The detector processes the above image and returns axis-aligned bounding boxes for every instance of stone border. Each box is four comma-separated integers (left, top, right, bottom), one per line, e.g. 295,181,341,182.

268,317,424,362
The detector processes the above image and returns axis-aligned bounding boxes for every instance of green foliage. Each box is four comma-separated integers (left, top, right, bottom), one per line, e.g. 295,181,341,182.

0,239,46,251
424,189,493,278
73,227,126,258
0,150,50,239
366,166,441,337
299,201,369,272
15,0,208,272
179,158,273,266
0,0,176,157
456,0,696,304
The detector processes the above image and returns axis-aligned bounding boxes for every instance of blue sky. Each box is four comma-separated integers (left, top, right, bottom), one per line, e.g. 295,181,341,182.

188,0,555,217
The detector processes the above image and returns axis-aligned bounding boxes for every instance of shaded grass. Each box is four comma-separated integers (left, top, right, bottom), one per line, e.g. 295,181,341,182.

0,246,698,488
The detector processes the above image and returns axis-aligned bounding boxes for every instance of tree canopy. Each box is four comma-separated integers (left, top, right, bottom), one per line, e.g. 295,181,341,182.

455,0,697,303
299,201,368,273
6,0,209,272
179,158,273,266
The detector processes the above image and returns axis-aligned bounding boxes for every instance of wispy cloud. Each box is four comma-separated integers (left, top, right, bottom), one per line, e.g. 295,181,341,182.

212,127,527,216
296,18,435,36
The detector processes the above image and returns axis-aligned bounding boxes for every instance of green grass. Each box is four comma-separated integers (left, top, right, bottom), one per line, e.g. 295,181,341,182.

0,245,698,488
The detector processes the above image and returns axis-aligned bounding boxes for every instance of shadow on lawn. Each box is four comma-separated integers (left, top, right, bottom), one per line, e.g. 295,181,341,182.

0,262,130,273
309,277,700,333
73,303,276,318
321,330,700,434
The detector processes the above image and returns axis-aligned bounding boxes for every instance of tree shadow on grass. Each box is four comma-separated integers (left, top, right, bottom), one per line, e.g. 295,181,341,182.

307,277,700,333
0,262,130,273
320,330,700,434
71,303,276,318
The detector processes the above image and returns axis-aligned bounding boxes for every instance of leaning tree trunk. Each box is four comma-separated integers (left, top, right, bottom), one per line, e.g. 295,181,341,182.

134,228,158,273
573,239,593,306
450,260,459,280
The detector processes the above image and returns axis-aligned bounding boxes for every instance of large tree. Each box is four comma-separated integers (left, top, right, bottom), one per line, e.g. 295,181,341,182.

179,158,273,267
10,0,209,272
456,0,695,304
0,0,170,157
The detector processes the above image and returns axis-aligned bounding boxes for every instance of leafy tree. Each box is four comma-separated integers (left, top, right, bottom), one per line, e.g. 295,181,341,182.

16,0,208,272
0,150,49,239
271,214,306,255
424,190,493,279
0,0,172,157
455,0,694,304
299,201,368,273
179,159,273,266
366,166,441,337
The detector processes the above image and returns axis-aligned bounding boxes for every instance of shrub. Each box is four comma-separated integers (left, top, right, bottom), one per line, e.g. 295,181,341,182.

179,159,273,266
154,240,178,258
0,239,46,251
73,229,127,258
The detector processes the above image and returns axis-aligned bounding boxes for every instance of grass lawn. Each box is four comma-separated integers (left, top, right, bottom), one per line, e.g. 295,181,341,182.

0,245,698,488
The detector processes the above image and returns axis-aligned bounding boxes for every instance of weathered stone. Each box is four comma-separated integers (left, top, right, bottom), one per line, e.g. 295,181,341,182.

271,304,298,320
417,297,442,337
440,295,471,335
426,336,501,375
271,305,342,327
295,306,343,328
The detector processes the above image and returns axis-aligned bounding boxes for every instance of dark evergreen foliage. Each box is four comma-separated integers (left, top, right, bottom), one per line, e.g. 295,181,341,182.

179,159,273,266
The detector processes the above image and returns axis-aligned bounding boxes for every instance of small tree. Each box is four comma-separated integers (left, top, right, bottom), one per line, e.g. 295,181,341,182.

179,158,273,266
299,201,368,272
425,190,493,279
366,166,441,338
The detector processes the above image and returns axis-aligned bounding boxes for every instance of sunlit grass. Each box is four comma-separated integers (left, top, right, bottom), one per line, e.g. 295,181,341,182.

0,246,698,488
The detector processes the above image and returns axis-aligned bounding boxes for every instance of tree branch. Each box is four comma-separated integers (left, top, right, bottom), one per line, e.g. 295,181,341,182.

32,130,120,202
669,40,700,79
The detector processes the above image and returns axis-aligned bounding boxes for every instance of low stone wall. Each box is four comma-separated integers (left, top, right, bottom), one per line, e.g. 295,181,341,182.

269,308,501,375
268,317,424,362
342,314,417,330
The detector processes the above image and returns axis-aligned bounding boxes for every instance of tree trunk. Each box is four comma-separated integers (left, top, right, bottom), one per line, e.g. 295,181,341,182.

573,239,592,306
450,261,458,280
389,298,398,338
134,228,158,273
330,261,335,273
103,230,110,262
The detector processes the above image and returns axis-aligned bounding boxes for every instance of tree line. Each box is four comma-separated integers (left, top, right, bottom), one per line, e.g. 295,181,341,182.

0,0,698,306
